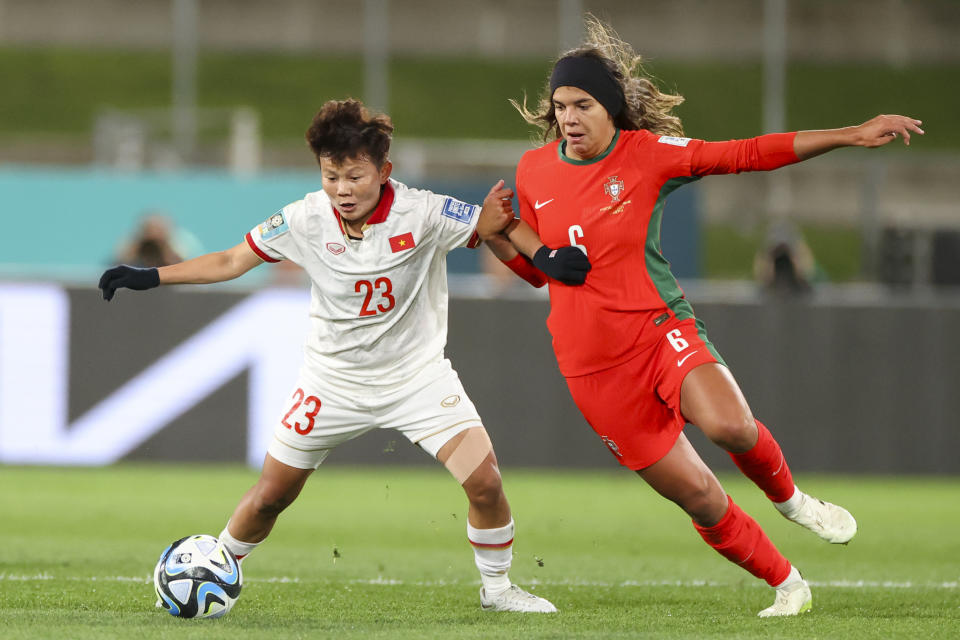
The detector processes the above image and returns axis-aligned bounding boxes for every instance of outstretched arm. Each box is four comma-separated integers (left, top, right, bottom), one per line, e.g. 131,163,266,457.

157,241,264,284
479,178,590,286
794,114,924,161
476,181,551,287
503,218,543,259
99,241,263,301
690,114,923,176
481,220,548,288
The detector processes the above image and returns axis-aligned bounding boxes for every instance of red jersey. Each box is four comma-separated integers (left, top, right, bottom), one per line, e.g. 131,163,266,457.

516,128,798,376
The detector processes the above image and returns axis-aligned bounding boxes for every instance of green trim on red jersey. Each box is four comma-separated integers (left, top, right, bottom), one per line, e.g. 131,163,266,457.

646,176,700,320
558,129,621,165
694,317,726,367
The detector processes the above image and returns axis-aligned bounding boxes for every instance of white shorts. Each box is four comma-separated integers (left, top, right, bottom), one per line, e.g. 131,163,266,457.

267,358,484,469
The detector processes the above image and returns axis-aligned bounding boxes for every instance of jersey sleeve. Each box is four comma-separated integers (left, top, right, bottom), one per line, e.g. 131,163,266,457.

642,131,800,180
426,192,482,253
244,200,306,264
690,132,799,176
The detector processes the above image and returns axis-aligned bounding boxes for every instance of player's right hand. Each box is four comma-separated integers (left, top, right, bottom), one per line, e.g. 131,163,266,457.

98,265,160,301
532,245,591,285
477,179,516,240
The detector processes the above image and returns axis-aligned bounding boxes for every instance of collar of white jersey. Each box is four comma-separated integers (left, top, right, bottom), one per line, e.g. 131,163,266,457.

332,181,397,235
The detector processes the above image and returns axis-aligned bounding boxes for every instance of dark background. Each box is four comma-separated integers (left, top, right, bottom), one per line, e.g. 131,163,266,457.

67,288,960,474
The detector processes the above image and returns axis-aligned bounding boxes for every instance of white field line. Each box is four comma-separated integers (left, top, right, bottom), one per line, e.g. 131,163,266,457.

0,573,956,589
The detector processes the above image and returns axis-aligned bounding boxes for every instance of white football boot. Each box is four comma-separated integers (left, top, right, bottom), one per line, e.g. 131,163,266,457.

480,585,558,613
775,486,857,544
757,579,812,617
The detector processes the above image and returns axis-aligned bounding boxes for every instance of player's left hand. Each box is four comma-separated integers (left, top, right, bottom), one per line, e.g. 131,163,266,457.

854,114,924,148
98,265,160,301
532,245,591,285
477,179,516,240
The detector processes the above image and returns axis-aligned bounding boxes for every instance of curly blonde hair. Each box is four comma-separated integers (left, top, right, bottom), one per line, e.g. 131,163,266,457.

512,15,685,141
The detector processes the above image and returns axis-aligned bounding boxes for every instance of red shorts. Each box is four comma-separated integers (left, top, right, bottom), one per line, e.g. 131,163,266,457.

564,316,722,470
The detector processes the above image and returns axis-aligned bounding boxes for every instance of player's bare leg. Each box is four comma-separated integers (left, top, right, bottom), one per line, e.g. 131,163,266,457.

680,363,856,544
637,433,811,616
437,427,557,613
636,432,729,526
679,363,759,454
218,454,314,561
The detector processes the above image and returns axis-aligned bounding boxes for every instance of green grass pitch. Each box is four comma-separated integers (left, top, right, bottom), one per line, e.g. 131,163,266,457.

1,464,957,639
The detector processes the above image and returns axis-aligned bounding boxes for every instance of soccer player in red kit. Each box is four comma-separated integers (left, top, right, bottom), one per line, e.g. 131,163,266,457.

478,17,924,617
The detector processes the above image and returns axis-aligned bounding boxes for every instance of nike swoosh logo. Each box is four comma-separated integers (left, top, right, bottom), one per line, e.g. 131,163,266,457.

677,350,699,367
534,199,554,210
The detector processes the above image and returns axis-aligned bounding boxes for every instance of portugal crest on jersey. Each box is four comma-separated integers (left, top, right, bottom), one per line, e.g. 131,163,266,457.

603,176,625,202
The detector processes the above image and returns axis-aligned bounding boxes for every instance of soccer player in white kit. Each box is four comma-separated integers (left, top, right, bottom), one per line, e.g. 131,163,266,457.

99,99,557,613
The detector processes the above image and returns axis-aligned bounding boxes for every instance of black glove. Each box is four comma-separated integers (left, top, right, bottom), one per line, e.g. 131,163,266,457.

532,245,591,285
98,265,160,301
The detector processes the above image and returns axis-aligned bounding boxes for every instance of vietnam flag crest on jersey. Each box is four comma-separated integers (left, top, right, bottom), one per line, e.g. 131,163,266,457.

389,232,415,252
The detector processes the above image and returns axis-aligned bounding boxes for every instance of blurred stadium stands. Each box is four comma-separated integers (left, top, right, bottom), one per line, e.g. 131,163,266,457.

1,0,957,284
3,0,958,61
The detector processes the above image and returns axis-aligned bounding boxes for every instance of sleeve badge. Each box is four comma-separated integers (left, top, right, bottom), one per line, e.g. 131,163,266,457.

441,198,477,224
657,135,692,147
259,210,290,240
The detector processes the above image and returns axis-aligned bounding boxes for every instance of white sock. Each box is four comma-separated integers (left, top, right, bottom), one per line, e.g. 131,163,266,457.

773,565,803,589
774,485,803,516
467,519,514,597
219,523,260,562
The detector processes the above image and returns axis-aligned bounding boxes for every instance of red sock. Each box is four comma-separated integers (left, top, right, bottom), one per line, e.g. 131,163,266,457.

729,420,795,503
695,496,791,586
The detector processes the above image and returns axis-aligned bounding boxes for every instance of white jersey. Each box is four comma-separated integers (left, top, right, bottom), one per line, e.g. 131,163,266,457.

245,179,480,387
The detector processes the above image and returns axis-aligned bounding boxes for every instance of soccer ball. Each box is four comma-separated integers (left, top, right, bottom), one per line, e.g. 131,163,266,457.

153,534,243,619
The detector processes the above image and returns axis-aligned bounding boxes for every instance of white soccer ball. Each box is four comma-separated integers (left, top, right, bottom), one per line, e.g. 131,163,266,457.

153,534,243,619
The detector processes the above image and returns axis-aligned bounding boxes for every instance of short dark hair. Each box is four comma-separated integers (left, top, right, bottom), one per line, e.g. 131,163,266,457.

305,99,394,167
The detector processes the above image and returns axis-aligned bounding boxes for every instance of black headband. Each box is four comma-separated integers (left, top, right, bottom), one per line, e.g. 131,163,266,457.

549,56,625,117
